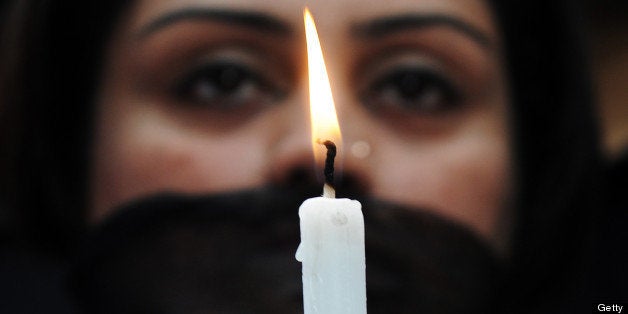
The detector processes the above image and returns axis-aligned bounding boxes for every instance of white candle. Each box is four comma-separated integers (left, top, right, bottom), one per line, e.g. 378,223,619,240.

297,8,367,313
296,191,366,314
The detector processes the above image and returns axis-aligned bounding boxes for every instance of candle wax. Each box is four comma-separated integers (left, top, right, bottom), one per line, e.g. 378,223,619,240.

296,197,366,314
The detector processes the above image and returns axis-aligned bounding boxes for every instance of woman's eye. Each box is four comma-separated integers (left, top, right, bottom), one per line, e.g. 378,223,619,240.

363,68,461,114
174,62,279,110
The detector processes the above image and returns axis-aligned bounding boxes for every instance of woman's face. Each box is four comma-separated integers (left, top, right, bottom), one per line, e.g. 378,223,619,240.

91,0,511,248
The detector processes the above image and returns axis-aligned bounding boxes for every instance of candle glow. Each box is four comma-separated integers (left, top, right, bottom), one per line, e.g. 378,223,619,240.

304,7,342,168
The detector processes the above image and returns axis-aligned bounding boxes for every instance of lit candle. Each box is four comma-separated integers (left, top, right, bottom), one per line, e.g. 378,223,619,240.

295,8,367,314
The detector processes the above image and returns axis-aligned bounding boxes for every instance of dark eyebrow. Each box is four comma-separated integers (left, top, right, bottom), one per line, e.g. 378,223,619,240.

137,8,293,39
353,14,492,49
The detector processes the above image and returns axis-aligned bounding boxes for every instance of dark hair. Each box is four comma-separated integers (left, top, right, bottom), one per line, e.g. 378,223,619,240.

489,0,603,310
0,0,604,310
0,1,130,253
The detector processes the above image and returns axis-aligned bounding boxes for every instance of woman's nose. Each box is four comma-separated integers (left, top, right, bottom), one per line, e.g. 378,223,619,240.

267,103,318,189
268,104,371,197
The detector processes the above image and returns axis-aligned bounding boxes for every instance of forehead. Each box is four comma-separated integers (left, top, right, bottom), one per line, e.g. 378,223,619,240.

125,0,497,38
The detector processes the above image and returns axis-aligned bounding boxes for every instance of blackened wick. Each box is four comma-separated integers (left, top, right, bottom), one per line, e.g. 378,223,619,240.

321,140,336,187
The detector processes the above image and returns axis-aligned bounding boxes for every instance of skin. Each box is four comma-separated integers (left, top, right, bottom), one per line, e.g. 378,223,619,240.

91,0,512,250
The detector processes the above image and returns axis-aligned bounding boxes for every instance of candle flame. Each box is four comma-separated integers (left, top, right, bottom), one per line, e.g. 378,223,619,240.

304,7,342,168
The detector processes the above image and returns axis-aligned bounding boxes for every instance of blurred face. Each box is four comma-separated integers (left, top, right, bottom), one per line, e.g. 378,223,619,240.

91,0,511,249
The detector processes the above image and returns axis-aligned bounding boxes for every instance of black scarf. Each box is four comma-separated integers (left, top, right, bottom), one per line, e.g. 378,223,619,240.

70,188,502,314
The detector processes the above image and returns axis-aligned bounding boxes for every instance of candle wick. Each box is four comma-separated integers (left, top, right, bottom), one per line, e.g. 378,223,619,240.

319,139,336,186
323,183,336,198
317,139,336,198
